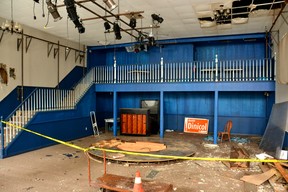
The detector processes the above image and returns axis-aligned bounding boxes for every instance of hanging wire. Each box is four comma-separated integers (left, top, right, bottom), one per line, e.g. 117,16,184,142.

33,1,37,20
11,0,14,21
44,9,50,28
42,0,45,17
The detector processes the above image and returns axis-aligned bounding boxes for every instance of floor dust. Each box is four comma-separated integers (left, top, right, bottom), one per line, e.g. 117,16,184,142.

0,132,285,192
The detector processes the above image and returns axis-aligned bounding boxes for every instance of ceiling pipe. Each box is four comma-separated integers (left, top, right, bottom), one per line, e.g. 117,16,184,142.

73,1,138,38
269,3,287,33
88,0,145,38
81,11,144,21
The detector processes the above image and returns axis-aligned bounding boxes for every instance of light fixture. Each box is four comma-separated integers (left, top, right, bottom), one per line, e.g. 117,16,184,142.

64,0,85,33
104,21,111,31
33,0,39,3
113,21,122,40
151,14,164,24
103,0,117,11
129,17,137,29
1,20,22,33
46,0,62,22
213,5,231,24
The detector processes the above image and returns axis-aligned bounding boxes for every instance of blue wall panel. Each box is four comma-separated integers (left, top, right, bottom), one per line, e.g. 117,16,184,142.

4,86,96,157
58,66,86,89
0,86,36,120
194,40,266,61
88,44,194,67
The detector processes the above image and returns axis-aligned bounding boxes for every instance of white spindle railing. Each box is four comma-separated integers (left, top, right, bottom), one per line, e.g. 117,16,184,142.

99,58,274,83
2,68,96,148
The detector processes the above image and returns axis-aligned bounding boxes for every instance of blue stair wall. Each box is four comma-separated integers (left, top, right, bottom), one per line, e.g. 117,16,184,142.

3,86,96,158
58,66,87,89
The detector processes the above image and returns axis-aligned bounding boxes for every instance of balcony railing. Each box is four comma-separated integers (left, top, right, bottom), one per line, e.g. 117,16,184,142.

92,58,275,84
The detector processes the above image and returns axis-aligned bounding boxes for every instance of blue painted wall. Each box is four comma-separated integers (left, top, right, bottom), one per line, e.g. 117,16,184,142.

0,86,36,120
194,39,266,61
58,66,87,89
4,86,96,157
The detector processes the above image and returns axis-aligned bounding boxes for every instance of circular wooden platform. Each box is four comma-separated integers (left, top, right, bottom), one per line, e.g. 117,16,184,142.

87,136,196,164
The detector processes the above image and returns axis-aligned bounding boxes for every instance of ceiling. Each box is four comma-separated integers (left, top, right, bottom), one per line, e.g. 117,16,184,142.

0,0,286,46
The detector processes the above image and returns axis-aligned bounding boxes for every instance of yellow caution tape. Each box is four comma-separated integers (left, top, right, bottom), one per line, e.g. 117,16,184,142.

2,120,288,163
1,121,88,152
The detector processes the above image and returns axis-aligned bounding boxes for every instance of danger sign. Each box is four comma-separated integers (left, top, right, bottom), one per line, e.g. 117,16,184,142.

184,118,209,134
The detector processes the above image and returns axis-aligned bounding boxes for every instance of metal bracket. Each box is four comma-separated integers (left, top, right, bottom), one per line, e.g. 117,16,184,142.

0,30,4,43
80,52,85,64
47,42,54,57
75,50,80,62
17,38,23,51
54,48,59,59
25,36,32,53
65,48,71,61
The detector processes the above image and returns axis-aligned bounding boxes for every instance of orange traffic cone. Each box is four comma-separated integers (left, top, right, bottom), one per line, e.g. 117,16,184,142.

133,170,144,192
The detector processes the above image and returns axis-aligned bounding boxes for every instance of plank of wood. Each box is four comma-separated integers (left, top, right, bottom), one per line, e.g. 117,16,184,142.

95,174,173,192
240,169,277,185
259,163,287,192
274,162,288,183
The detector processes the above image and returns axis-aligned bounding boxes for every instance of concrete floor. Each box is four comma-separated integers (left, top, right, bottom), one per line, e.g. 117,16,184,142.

0,132,277,192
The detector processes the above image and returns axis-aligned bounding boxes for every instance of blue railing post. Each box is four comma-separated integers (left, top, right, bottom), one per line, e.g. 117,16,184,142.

0,116,4,159
160,91,164,138
113,90,118,137
214,91,219,144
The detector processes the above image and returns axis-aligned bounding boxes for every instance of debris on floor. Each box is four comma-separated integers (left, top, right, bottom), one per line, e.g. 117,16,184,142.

146,170,159,179
203,136,250,144
222,146,250,169
240,168,277,185
62,153,79,159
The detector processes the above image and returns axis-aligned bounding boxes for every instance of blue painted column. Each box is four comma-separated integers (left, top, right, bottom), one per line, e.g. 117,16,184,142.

0,116,4,159
214,91,219,144
113,90,118,136
160,91,164,138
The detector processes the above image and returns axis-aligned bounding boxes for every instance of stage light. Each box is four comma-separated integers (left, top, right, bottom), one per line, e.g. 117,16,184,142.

64,0,85,33
103,0,117,11
113,22,122,40
129,17,137,29
104,21,111,31
46,0,62,22
151,14,164,24
34,0,39,3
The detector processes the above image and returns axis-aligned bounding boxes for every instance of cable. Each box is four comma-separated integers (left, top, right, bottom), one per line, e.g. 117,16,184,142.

44,9,50,28
11,0,14,21
33,1,37,20
42,0,45,17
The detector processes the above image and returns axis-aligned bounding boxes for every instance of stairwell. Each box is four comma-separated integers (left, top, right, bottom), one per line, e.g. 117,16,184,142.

0,67,95,152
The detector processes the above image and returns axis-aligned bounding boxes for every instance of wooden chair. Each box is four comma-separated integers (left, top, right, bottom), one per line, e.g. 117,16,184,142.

218,120,233,142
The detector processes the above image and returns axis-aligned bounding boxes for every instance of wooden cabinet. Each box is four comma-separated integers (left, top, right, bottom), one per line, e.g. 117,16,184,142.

120,108,150,136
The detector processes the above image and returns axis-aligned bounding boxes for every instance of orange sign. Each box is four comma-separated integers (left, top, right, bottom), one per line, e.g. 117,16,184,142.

184,118,209,134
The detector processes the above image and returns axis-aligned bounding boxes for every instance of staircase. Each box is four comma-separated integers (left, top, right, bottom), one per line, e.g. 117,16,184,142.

0,67,96,150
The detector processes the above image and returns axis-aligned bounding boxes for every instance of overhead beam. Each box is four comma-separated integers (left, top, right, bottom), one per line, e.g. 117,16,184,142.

81,11,144,21
74,1,138,39
104,26,160,33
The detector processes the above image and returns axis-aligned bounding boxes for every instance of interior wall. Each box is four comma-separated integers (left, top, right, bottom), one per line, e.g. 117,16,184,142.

273,6,288,103
0,17,85,101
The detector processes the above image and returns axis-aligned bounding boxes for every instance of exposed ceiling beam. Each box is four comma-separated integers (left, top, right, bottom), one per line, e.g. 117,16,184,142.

81,11,144,21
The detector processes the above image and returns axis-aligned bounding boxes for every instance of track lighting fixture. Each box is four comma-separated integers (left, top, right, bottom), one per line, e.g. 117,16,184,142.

129,17,137,29
64,0,85,33
34,0,40,3
104,21,111,31
46,0,62,22
103,0,117,11
113,22,122,40
151,14,164,24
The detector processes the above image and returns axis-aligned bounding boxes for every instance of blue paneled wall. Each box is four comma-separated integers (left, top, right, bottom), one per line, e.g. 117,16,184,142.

88,33,274,136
